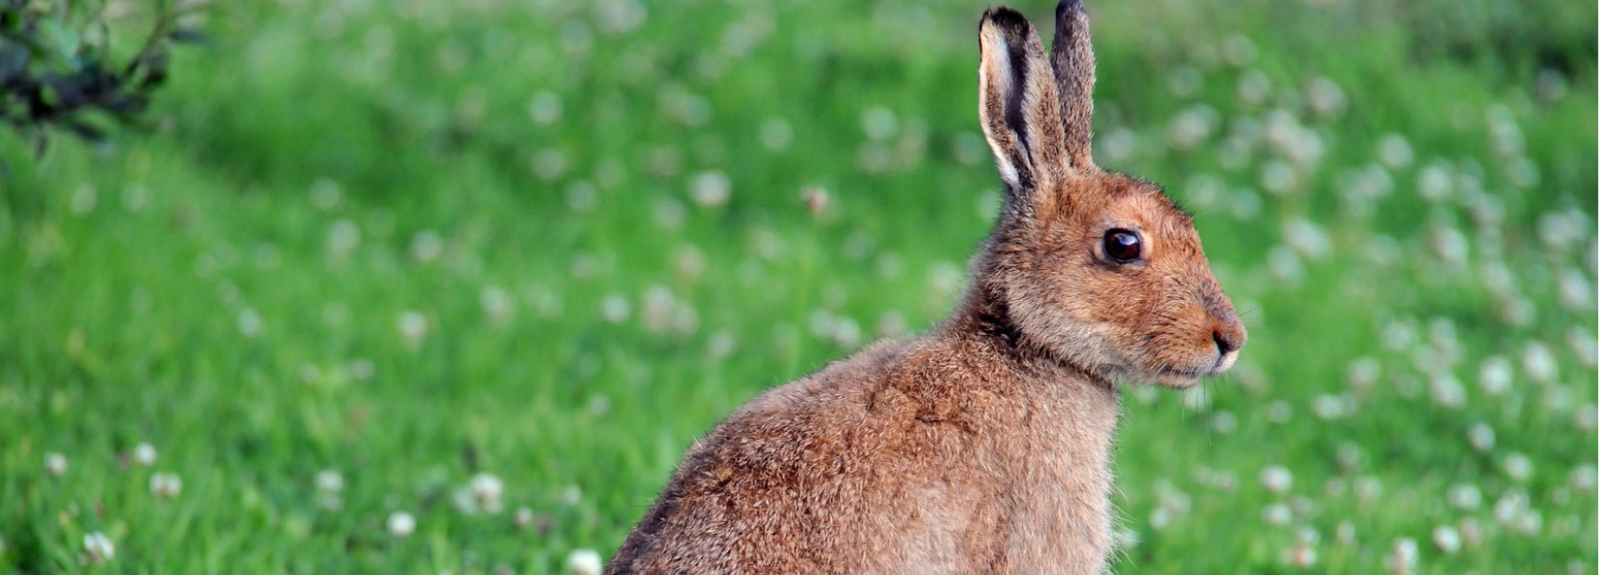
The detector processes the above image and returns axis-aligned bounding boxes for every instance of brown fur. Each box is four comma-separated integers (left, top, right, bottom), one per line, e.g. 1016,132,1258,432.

606,2,1245,573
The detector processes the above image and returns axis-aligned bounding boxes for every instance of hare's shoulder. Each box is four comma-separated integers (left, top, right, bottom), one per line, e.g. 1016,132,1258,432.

683,338,977,489
624,338,1006,571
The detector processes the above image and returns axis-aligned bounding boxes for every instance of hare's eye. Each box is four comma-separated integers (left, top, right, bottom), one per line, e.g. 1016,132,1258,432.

1102,229,1142,263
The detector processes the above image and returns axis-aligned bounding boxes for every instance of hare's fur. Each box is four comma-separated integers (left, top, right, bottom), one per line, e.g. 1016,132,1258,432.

606,2,1246,574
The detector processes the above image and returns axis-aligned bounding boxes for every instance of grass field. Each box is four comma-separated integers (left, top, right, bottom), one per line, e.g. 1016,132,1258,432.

1,0,1595,572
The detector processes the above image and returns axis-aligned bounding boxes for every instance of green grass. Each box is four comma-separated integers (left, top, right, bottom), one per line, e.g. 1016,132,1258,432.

1,0,1595,573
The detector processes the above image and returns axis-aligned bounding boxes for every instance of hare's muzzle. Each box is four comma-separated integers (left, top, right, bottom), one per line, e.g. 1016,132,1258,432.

1207,308,1247,373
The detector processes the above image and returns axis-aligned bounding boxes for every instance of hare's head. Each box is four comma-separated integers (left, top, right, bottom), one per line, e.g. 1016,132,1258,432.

970,1,1245,388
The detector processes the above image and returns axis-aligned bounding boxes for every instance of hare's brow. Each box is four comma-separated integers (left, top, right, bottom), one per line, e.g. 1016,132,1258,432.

1153,186,1195,221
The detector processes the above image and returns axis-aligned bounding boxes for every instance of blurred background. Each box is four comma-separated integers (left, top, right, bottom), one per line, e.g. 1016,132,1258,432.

1,0,1594,572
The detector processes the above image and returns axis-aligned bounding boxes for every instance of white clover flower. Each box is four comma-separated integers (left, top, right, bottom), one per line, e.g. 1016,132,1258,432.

315,469,344,494
1337,443,1366,470
1459,517,1484,547
150,472,182,500
595,0,648,36
1236,70,1270,105
1166,65,1202,98
1346,357,1380,391
387,512,416,537
1282,218,1331,260
83,532,114,564
760,117,793,151
1283,541,1317,568
1259,160,1296,195
514,506,536,529
1306,76,1346,117
1148,507,1172,531
532,148,569,181
528,91,561,125
409,230,443,262
1335,521,1357,546
801,185,831,219
1260,465,1293,494
133,443,157,466
397,311,428,345
1559,269,1594,313
1415,161,1452,202
1432,525,1461,553
1513,508,1543,535
1098,127,1139,164
45,453,67,477
1571,464,1597,492
1381,318,1417,351
559,485,582,506
1429,374,1466,409
1502,452,1534,482
1494,490,1529,525
567,548,603,575
641,286,677,334
470,473,505,514
1355,476,1382,504
1447,484,1482,510
1167,104,1218,150
599,294,630,324
237,308,264,338
830,317,861,349
860,106,898,141
1429,226,1469,266
1377,133,1414,168
705,331,738,360
688,171,731,208
1267,401,1293,424
1568,328,1597,368
1478,356,1513,396
1211,411,1238,435
1224,35,1258,66
1266,246,1303,284
1466,422,1495,452
1537,210,1581,249
1384,538,1418,574
1522,341,1557,384
480,286,514,325
327,219,360,256
1312,394,1351,420
1261,503,1292,526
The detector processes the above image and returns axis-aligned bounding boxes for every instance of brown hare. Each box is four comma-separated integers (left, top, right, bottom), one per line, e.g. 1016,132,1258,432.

606,1,1246,573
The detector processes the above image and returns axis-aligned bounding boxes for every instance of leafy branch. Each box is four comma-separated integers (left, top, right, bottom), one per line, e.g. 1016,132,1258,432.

0,0,208,156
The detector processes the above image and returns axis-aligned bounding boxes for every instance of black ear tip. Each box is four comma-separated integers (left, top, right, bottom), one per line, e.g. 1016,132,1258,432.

1056,0,1086,21
982,6,1032,32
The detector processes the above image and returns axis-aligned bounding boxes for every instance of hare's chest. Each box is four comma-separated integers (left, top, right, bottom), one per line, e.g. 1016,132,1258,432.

994,408,1118,574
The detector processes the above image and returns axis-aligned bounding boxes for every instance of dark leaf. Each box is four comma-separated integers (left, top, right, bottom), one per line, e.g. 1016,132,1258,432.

168,27,210,45
64,119,104,143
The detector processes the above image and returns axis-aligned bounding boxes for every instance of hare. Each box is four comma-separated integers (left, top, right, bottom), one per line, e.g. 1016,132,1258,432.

605,1,1246,573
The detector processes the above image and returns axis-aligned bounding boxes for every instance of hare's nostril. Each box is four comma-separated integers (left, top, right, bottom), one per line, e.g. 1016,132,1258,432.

1212,329,1239,355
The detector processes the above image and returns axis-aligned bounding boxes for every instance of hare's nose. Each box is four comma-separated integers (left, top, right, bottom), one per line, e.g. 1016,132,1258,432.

1210,314,1246,356
1213,327,1241,355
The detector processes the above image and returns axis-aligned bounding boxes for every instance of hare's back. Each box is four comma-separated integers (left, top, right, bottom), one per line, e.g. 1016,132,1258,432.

607,341,1007,574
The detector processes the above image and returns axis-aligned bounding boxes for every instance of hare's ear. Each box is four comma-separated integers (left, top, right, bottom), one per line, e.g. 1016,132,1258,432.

978,7,1068,205
1051,0,1096,170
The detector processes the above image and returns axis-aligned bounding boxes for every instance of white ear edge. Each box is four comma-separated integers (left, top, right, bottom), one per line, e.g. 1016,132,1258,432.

979,25,1022,189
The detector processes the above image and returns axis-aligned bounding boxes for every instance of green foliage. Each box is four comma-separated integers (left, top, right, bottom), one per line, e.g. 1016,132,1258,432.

0,0,1594,573
0,0,207,155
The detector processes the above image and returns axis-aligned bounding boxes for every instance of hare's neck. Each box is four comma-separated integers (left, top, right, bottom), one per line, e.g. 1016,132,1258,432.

937,292,1122,574
944,281,1114,389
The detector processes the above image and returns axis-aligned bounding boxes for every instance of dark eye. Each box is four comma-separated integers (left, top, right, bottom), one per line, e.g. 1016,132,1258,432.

1102,229,1142,263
